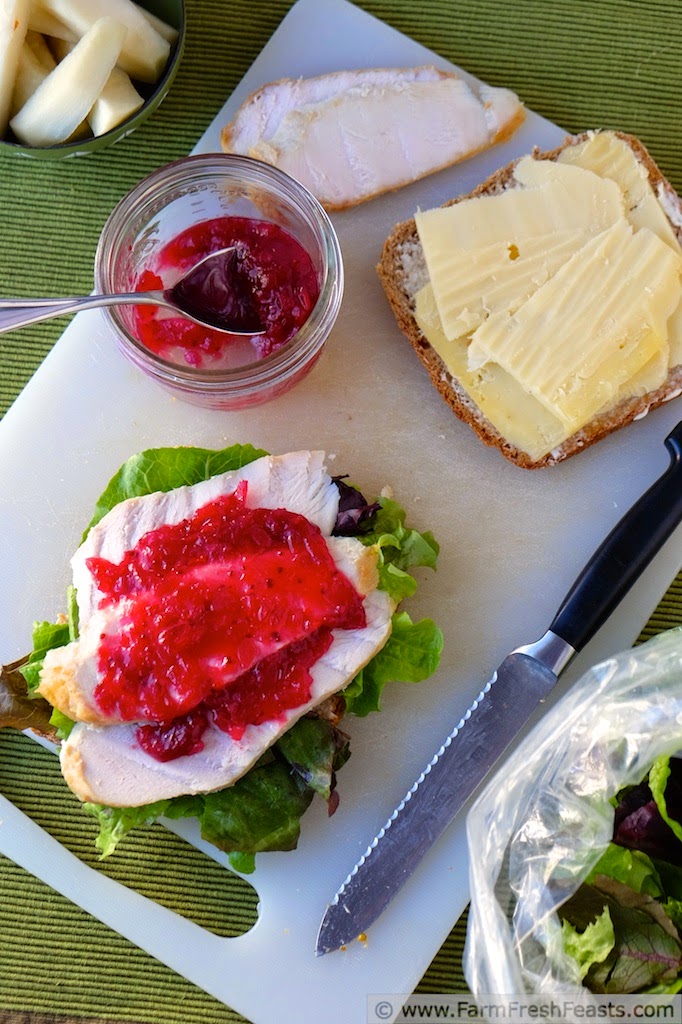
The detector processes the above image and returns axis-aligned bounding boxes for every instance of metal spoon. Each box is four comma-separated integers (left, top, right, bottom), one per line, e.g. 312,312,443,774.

0,247,265,336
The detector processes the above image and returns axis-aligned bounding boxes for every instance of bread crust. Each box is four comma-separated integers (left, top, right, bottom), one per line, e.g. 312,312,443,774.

377,131,682,468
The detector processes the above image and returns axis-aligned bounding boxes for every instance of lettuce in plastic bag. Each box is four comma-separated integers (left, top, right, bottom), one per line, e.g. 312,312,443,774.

465,627,682,997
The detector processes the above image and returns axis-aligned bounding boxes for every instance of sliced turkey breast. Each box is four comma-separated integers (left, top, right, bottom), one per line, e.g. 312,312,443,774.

38,451,344,722
37,450,395,805
72,449,339,625
221,66,525,209
40,530,384,727
60,587,393,806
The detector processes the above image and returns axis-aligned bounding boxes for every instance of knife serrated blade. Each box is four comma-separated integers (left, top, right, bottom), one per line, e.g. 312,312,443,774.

315,635,572,955
316,418,682,955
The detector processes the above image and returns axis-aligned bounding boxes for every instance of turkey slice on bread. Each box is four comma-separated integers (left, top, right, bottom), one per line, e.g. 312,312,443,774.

221,66,524,209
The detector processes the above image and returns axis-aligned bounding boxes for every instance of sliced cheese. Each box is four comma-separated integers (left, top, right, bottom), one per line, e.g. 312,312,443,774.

415,282,675,462
417,228,597,342
557,130,682,368
610,348,670,406
414,283,567,461
666,302,682,369
467,221,681,432
558,132,682,250
411,130,682,460
415,160,624,341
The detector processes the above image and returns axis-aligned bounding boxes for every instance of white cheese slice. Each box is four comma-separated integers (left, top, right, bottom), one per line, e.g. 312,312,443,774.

412,130,682,459
557,132,682,250
467,221,681,432
415,160,624,342
413,282,567,462
557,130,682,369
415,281,675,462
418,228,595,342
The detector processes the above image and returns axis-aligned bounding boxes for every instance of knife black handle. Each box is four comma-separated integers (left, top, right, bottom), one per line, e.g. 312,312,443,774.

550,419,682,654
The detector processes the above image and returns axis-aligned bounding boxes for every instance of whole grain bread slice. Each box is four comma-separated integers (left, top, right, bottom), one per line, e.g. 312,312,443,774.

376,131,682,468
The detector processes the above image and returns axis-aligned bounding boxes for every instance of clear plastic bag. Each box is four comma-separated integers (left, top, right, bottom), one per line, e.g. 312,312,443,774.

464,627,682,996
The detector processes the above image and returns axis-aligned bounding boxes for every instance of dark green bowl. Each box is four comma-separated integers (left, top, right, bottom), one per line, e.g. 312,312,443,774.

1,0,185,159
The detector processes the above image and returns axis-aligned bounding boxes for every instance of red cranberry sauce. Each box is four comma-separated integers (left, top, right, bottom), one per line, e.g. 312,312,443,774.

86,483,366,758
136,629,334,761
136,708,210,763
133,217,320,367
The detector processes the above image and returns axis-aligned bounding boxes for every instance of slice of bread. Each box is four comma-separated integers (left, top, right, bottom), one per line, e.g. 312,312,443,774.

377,131,682,468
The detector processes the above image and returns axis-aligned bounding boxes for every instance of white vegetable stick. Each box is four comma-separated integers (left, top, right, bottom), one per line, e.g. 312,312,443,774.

25,30,57,71
88,65,143,137
10,16,127,146
28,1,75,42
0,0,30,136
41,33,90,138
10,40,50,117
40,0,170,83
134,2,178,44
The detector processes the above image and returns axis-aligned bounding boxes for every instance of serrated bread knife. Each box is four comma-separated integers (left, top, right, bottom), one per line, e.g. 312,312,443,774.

316,420,682,955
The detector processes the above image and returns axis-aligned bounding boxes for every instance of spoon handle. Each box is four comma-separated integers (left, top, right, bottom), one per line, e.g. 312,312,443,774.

0,293,165,335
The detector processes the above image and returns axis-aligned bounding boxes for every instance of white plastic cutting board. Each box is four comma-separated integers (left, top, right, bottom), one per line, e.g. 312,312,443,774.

1,1,682,1023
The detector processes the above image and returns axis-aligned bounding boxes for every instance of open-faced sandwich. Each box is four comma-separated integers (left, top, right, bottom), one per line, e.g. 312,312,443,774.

378,130,682,468
0,444,442,872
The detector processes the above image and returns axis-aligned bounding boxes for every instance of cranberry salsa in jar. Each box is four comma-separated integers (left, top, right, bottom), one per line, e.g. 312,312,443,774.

133,216,321,370
95,154,343,408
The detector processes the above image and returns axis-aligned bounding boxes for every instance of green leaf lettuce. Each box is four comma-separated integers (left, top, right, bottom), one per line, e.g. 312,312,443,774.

84,442,268,538
84,716,350,869
649,757,682,845
561,905,615,980
342,611,444,717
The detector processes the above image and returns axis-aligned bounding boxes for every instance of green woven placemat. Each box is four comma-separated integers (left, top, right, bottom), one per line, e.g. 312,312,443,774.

1,1,682,1022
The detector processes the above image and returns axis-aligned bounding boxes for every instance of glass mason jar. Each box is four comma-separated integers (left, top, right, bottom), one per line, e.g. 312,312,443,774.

95,153,344,409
